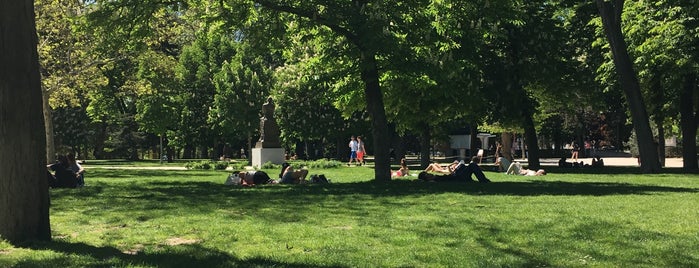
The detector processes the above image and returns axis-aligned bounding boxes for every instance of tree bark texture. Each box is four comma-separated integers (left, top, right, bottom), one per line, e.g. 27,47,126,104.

680,73,698,170
0,0,52,243
360,51,392,181
41,84,55,163
501,132,514,161
596,0,661,173
419,124,431,169
523,113,541,169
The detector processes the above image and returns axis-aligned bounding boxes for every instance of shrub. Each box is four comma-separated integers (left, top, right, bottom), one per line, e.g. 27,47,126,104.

306,158,343,168
213,161,229,170
229,161,248,170
185,160,214,170
261,161,280,169
284,159,343,169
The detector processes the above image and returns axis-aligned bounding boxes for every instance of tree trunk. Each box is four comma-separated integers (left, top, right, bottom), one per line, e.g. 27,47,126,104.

360,51,391,181
501,132,514,161
523,113,541,169
41,84,55,163
680,73,698,170
470,124,479,159
92,121,107,159
651,73,666,166
0,0,52,243
419,124,431,169
596,0,661,173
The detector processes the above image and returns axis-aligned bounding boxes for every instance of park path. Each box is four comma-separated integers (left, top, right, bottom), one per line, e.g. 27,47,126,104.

83,165,187,170
532,157,683,168
84,157,686,170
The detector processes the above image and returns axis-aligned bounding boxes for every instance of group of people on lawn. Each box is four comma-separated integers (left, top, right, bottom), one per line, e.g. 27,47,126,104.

226,162,311,186
226,152,547,186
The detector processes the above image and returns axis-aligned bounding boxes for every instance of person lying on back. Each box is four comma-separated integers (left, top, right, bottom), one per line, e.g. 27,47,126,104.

418,157,490,183
227,170,275,186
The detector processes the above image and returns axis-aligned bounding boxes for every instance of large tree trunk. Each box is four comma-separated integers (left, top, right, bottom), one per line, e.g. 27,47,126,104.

360,51,391,181
0,0,52,243
680,73,698,170
596,0,661,173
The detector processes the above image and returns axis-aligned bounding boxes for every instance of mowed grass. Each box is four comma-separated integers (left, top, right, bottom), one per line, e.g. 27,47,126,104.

1,164,699,267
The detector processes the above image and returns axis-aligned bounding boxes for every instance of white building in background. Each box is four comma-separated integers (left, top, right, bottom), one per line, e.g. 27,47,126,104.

448,133,496,160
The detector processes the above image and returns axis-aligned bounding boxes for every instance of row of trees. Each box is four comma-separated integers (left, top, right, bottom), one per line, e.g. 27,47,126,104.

2,0,698,243
37,0,697,176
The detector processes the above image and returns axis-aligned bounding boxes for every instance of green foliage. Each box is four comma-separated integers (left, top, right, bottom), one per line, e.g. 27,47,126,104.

227,161,248,171
286,158,344,169
184,160,230,170
260,161,279,169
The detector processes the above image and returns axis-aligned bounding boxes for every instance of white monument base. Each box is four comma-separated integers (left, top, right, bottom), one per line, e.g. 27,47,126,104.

251,148,285,168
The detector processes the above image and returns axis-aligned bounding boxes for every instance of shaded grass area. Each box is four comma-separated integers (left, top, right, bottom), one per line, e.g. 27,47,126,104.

2,167,699,267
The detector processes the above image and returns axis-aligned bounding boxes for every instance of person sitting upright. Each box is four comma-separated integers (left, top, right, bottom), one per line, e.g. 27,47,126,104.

280,163,309,184
392,158,410,178
494,154,512,172
47,154,79,188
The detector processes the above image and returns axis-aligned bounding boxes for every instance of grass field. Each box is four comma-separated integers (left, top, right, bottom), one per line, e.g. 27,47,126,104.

1,163,699,267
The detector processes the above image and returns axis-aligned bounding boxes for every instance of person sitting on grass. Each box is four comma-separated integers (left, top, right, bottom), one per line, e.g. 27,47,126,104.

418,156,490,183
280,163,309,184
47,154,79,188
67,153,85,187
494,154,512,172
392,158,410,178
505,162,547,176
423,160,459,174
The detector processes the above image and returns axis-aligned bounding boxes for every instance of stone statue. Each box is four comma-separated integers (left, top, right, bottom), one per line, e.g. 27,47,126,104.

256,97,280,148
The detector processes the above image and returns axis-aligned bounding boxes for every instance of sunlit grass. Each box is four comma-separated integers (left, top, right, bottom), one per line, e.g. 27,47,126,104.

2,165,699,267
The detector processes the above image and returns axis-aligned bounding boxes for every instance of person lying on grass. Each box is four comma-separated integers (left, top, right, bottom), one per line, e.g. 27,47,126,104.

423,160,459,174
505,162,547,176
226,170,276,186
418,156,490,183
280,163,309,184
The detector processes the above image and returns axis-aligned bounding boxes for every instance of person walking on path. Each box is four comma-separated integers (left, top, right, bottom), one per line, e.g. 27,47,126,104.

571,142,580,162
356,136,367,166
348,136,359,166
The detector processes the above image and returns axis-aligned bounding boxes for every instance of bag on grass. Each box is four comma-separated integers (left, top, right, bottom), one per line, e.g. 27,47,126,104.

225,173,241,185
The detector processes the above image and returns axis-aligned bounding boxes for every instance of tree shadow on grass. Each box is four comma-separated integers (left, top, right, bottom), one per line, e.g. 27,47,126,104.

137,179,698,199
20,240,345,268
48,179,698,219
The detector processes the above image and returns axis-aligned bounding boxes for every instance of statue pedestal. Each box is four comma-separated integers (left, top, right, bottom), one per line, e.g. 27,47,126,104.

251,148,285,168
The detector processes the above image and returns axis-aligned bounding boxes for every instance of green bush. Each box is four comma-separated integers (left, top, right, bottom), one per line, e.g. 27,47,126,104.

184,160,223,170
261,161,280,169
228,161,248,170
285,158,343,169
213,161,229,170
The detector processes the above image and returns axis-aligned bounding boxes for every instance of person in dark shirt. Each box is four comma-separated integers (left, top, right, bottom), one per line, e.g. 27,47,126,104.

47,154,78,188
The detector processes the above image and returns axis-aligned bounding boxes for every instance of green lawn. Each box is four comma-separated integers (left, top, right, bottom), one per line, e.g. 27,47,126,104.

2,165,698,267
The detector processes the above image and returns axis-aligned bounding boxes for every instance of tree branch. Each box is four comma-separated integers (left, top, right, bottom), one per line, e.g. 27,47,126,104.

254,0,360,45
